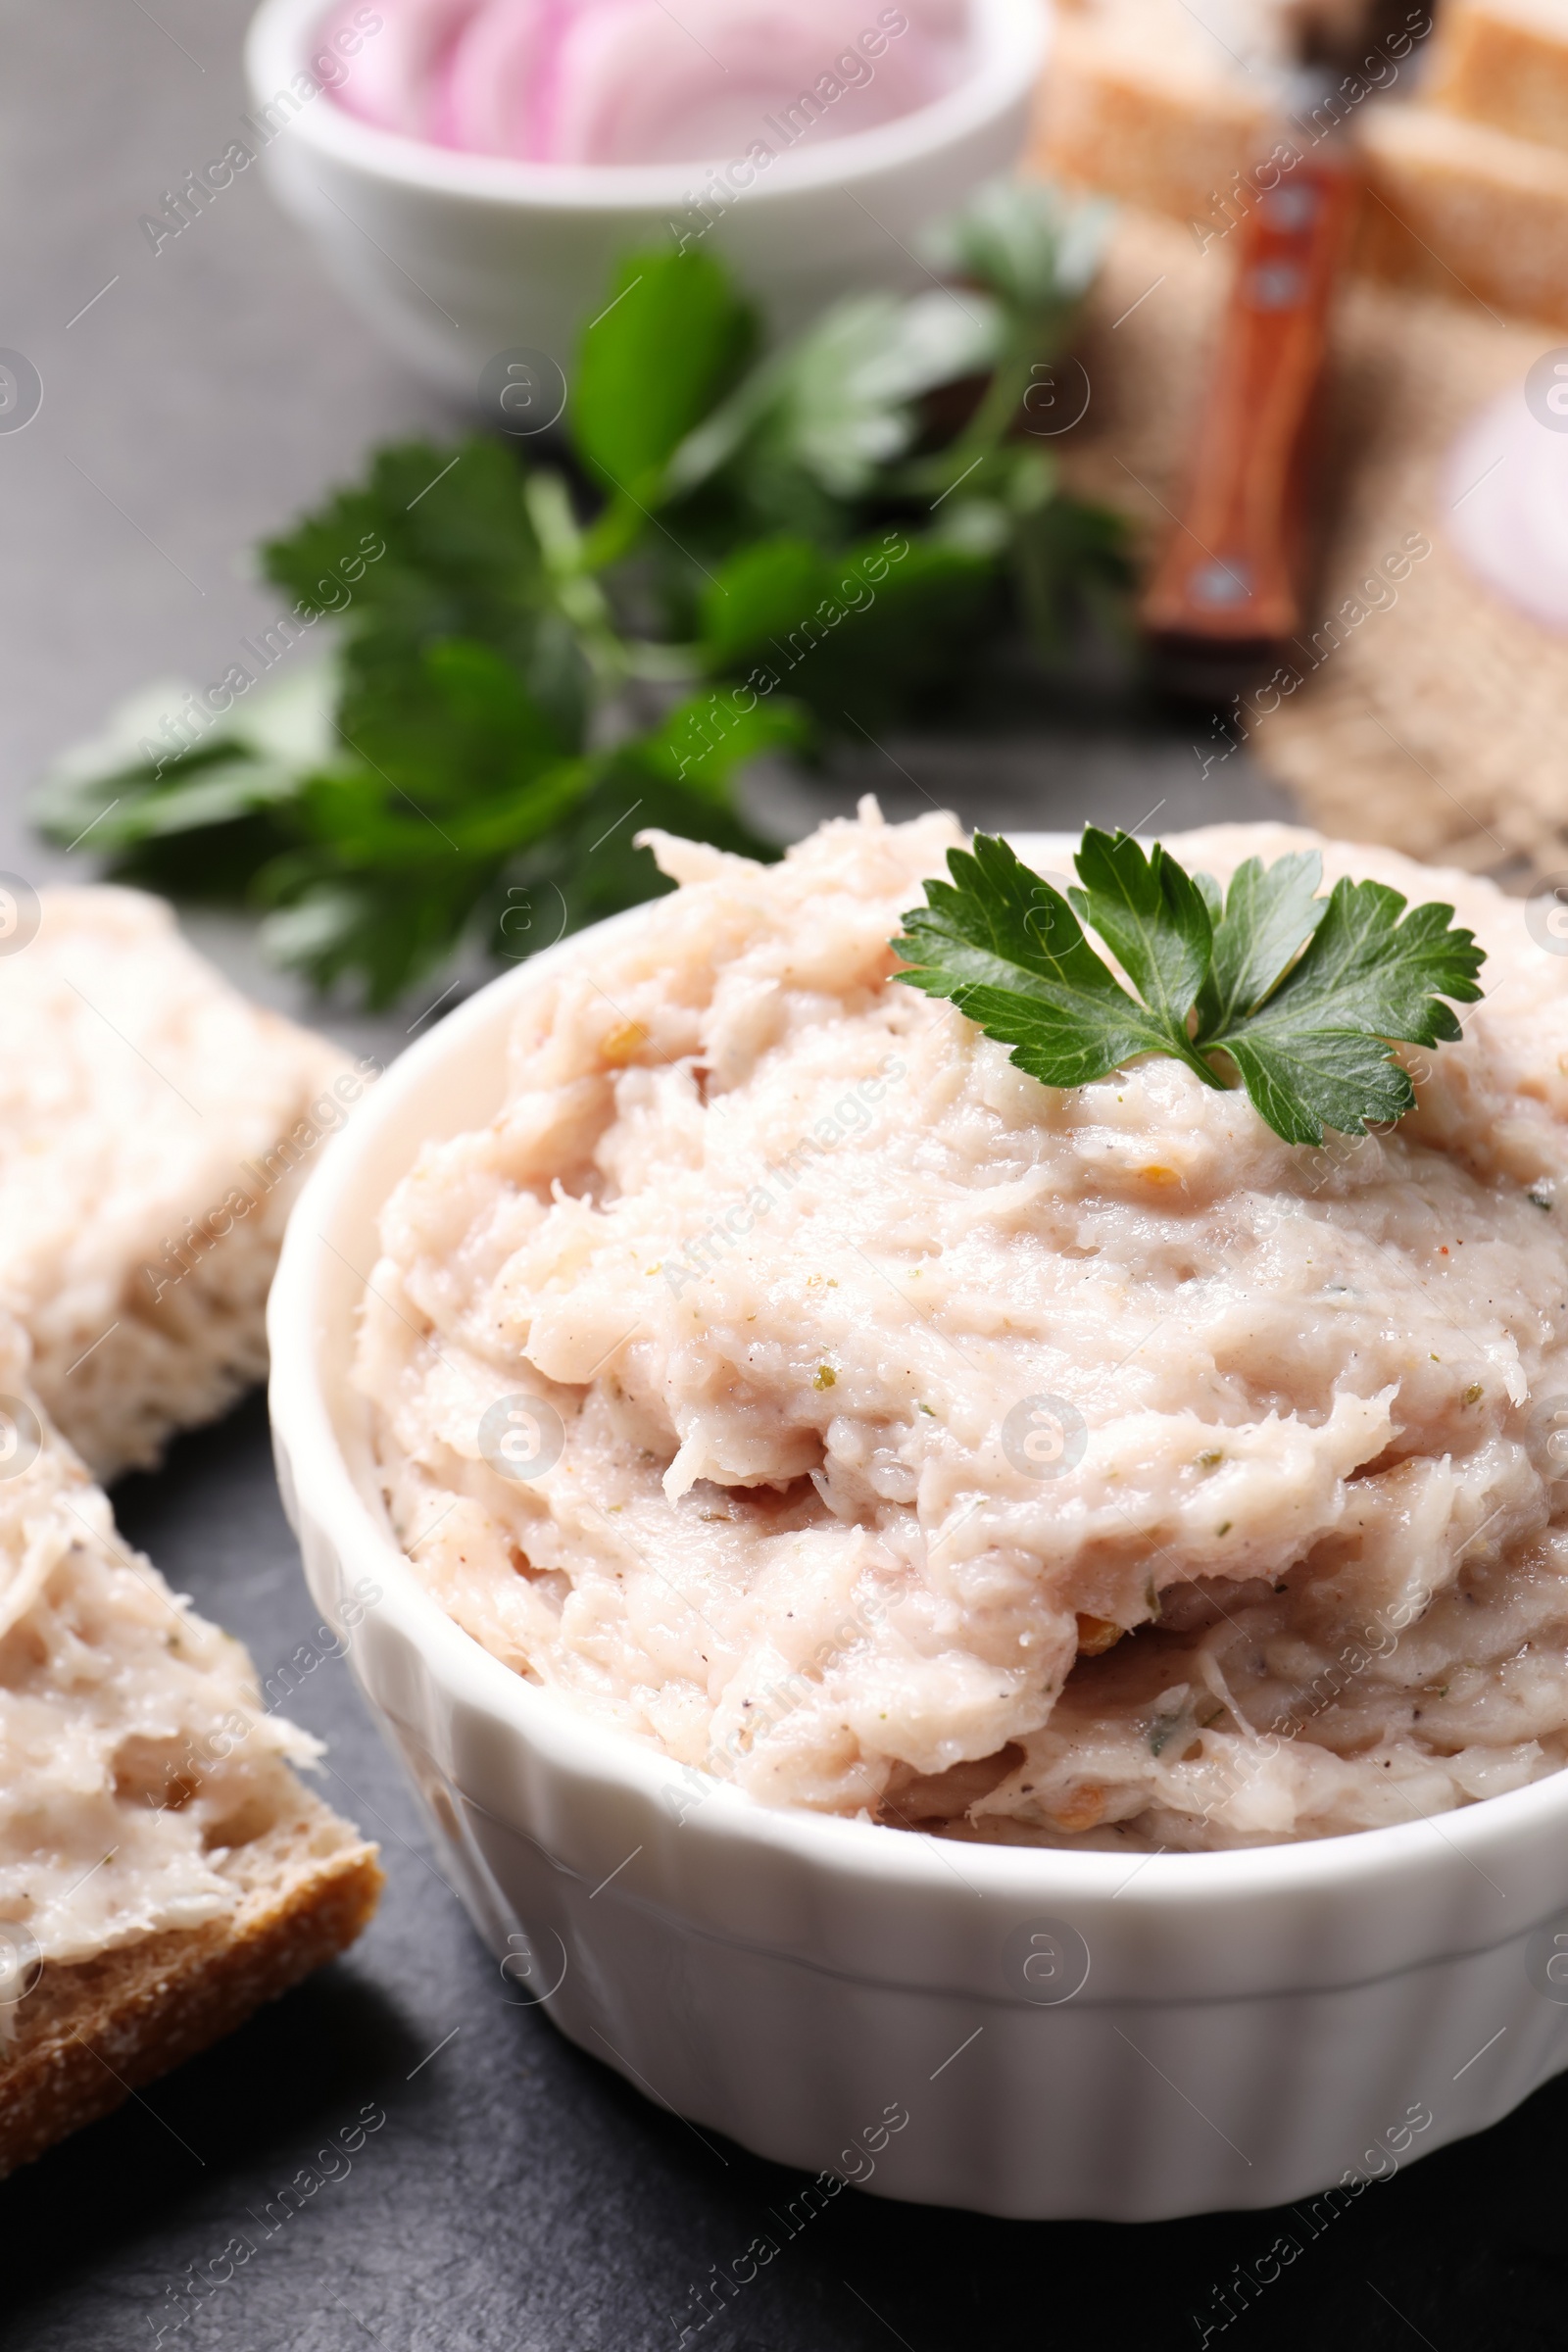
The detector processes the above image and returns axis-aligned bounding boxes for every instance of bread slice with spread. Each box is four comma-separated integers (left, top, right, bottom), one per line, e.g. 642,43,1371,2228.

0,884,372,1483
0,1317,380,2176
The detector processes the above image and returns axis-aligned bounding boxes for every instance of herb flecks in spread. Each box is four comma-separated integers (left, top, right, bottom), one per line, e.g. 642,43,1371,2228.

893,829,1486,1144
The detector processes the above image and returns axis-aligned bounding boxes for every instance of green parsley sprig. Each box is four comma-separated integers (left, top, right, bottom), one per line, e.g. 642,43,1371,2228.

34,180,1127,1008
893,830,1485,1143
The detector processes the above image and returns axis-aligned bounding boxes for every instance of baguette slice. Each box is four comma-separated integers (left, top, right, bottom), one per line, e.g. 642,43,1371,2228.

0,1322,380,2179
0,886,370,1483
1353,100,1568,327
1429,0,1568,152
1033,11,1271,228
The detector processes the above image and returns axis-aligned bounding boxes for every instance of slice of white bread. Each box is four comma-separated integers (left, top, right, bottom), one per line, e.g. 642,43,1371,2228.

1429,0,1568,149
1035,3,1274,227
0,886,371,1483
1354,100,1568,326
0,1320,381,2178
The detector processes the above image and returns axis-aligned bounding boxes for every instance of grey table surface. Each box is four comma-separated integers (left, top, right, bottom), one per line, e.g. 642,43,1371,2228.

2,4,1563,2347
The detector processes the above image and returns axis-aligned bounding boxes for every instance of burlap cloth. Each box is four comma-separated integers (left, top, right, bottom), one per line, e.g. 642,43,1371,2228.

1057,206,1568,876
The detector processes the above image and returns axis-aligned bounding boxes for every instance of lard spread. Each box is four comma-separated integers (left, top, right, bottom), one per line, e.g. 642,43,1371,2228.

358,807,1568,1846
0,1322,322,1968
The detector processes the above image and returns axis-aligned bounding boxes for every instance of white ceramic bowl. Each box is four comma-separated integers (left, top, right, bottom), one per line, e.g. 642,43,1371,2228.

244,0,1050,400
268,841,1568,2222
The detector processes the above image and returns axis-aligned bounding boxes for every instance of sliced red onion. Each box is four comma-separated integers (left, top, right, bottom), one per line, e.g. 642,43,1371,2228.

323,0,479,138
322,0,971,165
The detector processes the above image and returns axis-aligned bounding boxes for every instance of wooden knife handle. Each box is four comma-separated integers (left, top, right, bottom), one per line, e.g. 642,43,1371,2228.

1141,155,1358,653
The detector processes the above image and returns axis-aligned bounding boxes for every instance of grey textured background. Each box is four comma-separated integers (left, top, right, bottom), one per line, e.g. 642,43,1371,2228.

2,3,1562,2347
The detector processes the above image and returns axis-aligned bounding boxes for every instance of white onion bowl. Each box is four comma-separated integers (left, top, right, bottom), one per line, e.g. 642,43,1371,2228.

244,0,1050,399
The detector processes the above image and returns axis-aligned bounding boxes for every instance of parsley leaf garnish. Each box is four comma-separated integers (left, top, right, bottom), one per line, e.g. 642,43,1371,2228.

893,830,1485,1143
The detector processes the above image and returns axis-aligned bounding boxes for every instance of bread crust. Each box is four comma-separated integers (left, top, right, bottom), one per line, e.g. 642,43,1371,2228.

1032,22,1269,228
1431,0,1568,153
1354,103,1568,328
0,1792,382,2180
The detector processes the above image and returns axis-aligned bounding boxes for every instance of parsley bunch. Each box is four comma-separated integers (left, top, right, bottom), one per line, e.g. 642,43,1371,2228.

35,181,1126,1007
894,830,1485,1142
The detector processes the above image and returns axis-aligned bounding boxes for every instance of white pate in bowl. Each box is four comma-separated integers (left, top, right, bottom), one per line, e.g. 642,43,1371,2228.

270,807,1568,2220
354,804,1568,1852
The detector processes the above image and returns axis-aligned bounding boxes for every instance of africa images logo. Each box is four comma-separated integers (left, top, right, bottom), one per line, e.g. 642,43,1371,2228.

477,1394,565,1481
1526,347,1568,432
1001,1395,1088,1480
